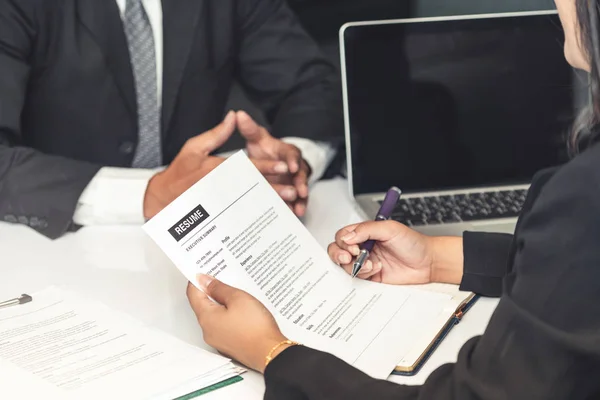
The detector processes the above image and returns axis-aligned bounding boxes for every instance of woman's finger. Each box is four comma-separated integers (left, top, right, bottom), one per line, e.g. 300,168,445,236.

340,220,403,246
327,242,354,265
365,253,384,282
338,259,377,280
198,274,242,307
334,224,361,256
356,260,375,278
359,261,383,281
186,280,221,323
357,254,383,280
340,262,354,276
335,224,359,242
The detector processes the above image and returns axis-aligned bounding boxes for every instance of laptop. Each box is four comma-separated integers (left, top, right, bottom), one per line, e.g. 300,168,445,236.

339,10,585,236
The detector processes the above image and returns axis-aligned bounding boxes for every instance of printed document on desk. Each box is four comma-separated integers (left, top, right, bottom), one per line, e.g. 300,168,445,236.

144,152,456,379
0,287,244,400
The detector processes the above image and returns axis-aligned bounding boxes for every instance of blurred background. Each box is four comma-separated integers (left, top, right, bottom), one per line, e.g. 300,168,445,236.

227,0,557,122
226,0,560,176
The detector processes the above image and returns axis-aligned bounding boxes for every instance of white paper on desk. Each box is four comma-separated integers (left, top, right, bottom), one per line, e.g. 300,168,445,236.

0,287,242,400
143,151,454,379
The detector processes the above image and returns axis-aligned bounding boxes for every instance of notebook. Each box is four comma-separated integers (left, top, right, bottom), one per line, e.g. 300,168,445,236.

392,284,477,375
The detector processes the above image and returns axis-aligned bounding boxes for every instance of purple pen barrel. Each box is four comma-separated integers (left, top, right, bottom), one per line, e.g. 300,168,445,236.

376,187,402,221
362,187,402,253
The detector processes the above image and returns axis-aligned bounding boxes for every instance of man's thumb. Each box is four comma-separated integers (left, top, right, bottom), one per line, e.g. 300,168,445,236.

237,110,266,142
197,274,236,306
191,111,236,153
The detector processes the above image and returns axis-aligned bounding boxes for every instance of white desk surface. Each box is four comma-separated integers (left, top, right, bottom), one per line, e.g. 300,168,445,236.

0,178,498,399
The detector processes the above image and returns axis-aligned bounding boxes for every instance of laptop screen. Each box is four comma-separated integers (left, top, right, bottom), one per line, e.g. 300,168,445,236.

343,12,584,196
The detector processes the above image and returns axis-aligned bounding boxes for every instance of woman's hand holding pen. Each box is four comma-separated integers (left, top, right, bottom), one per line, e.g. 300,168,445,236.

328,221,464,285
328,221,433,283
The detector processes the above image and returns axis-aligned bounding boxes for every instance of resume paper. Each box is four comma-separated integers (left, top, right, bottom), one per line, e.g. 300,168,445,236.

144,152,454,379
0,287,243,400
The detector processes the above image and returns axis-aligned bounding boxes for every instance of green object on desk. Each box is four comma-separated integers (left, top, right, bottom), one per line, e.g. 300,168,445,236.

173,376,244,399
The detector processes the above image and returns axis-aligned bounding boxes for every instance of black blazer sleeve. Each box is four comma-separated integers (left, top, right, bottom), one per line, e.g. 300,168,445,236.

264,147,600,399
0,0,100,239
234,0,343,145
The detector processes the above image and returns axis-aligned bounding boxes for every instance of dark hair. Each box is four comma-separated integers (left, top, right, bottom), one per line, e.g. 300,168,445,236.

570,0,600,156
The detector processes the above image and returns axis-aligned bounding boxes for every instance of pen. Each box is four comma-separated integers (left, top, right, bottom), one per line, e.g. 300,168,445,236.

351,187,402,278
0,294,33,310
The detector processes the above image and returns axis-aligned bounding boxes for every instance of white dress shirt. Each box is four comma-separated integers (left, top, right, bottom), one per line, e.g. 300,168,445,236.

73,0,335,226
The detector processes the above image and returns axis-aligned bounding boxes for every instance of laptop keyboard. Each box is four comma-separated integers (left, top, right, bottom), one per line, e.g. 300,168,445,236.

380,189,528,227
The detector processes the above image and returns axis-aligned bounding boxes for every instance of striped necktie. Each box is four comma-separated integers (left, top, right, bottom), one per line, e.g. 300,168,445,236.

123,0,162,168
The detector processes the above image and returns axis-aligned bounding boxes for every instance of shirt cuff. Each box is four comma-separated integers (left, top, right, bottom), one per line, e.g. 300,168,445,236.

215,139,336,185
73,167,161,226
460,231,514,297
281,137,336,185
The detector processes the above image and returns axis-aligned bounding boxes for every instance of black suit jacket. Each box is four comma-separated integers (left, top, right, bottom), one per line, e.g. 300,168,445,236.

264,144,600,399
0,0,342,239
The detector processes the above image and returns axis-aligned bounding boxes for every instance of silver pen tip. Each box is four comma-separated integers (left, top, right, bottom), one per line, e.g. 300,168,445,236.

19,294,32,304
351,251,369,278
351,262,361,278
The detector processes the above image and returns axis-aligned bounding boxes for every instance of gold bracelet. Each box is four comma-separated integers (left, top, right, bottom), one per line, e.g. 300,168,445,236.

265,339,300,367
